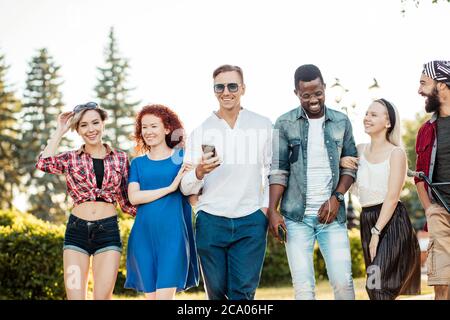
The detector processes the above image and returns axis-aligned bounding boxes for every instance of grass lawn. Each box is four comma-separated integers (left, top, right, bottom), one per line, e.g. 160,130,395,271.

114,277,433,300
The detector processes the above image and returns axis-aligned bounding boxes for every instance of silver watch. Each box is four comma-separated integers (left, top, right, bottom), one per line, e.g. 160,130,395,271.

371,226,381,235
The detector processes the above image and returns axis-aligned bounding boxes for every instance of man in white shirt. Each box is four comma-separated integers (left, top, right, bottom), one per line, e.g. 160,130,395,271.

181,65,272,300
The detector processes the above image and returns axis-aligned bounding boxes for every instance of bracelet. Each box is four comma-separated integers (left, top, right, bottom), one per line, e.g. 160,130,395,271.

371,226,381,236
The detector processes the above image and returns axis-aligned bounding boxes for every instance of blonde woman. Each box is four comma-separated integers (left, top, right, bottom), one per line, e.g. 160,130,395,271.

36,102,135,299
340,98,420,300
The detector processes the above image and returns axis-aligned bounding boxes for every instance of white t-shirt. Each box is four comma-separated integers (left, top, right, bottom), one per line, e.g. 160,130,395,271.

305,115,333,216
180,108,272,218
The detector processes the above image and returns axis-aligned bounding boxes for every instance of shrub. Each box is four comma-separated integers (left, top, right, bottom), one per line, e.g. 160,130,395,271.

113,214,138,296
348,228,366,279
0,209,16,226
0,209,140,299
259,235,292,286
0,209,366,299
0,210,65,299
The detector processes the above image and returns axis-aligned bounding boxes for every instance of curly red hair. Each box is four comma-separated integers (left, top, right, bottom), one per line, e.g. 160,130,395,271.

134,104,185,154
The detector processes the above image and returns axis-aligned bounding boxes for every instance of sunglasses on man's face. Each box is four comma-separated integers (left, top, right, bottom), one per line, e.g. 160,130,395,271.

73,102,98,113
213,83,240,93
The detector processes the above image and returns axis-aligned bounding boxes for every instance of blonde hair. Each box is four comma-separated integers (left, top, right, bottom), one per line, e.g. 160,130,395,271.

70,107,108,131
374,99,403,148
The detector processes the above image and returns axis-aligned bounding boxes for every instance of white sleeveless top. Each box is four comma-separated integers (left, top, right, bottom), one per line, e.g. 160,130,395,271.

352,145,399,208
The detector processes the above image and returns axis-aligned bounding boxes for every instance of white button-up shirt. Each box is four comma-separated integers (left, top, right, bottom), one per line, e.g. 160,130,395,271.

181,108,272,218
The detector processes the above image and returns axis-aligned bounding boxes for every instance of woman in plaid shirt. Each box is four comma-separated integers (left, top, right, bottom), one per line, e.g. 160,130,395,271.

36,102,135,300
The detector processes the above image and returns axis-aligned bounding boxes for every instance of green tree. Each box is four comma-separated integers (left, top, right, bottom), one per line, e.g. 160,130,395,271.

19,48,69,222
401,112,431,230
95,27,140,152
0,52,22,210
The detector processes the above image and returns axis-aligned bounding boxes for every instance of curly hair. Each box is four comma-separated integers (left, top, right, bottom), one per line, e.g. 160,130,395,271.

134,104,185,154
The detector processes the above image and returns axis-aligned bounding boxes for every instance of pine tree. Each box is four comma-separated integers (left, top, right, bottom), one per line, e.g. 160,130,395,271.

20,48,69,221
0,52,21,210
95,27,140,152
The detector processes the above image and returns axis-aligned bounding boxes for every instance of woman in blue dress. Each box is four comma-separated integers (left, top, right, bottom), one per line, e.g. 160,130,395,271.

125,104,199,299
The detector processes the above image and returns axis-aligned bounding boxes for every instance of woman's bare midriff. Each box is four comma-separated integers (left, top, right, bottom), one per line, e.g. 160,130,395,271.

72,201,117,221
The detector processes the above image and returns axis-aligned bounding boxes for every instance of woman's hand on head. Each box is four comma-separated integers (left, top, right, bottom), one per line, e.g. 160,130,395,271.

56,112,74,136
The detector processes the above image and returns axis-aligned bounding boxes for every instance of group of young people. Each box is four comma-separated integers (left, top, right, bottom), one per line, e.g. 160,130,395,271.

36,60,450,300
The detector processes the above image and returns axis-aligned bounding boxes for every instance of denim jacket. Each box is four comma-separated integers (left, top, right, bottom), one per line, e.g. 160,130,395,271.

269,106,357,223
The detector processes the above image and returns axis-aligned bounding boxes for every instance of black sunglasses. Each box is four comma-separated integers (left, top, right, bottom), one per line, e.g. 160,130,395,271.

213,83,240,93
73,102,98,113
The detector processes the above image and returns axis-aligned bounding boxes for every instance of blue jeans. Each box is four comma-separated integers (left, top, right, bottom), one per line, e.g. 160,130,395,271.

195,209,268,300
64,214,122,256
284,215,355,300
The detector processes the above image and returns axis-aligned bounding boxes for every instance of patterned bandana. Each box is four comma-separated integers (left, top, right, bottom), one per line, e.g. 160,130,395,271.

423,60,450,85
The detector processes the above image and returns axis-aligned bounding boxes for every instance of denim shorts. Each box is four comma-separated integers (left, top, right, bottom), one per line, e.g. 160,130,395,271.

63,214,122,256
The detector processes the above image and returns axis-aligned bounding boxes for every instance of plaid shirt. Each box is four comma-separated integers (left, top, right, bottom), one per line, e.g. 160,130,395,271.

36,144,136,216
415,112,437,198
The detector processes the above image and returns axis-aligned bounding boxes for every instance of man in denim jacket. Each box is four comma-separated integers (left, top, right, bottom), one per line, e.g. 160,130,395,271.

268,64,357,300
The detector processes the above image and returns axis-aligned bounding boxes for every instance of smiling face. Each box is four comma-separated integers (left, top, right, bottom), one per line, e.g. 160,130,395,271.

76,110,104,146
418,73,441,113
141,114,170,148
295,77,326,118
214,71,245,111
363,101,390,137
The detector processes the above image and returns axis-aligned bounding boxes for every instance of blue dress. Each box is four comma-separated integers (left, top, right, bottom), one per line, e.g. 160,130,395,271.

124,149,199,293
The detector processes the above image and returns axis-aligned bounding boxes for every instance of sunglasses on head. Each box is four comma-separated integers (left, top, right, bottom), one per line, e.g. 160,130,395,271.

73,102,98,113
213,83,240,93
